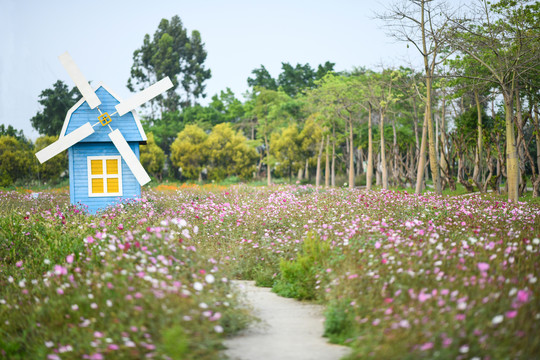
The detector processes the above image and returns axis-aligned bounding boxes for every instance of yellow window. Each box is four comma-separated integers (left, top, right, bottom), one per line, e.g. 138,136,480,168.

91,160,103,175
106,159,118,175
107,178,119,193
92,178,104,193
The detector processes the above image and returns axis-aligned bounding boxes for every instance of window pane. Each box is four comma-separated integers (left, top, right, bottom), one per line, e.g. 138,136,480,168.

107,178,119,193
92,178,104,193
106,159,118,175
91,160,103,175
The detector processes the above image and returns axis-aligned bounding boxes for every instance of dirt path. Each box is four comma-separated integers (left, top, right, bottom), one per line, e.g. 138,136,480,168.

223,281,350,360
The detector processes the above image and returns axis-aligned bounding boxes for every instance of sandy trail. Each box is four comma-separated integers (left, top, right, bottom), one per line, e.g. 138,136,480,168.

223,280,350,360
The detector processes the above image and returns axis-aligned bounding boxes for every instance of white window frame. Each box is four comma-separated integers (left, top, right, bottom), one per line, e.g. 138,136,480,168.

87,156,123,197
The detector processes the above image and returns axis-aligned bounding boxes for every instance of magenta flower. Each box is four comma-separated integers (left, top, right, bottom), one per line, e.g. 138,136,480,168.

420,342,434,351
54,265,68,276
516,290,529,303
506,310,518,318
477,262,489,272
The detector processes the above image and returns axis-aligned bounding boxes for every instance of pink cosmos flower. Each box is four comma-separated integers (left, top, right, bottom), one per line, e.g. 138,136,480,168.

16,260,23,267
420,342,434,351
477,262,489,272
516,290,529,303
66,254,74,264
54,265,68,276
506,310,518,318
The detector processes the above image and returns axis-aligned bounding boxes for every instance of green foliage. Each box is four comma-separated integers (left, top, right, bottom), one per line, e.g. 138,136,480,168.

128,15,211,111
34,135,66,183
454,107,494,145
248,62,335,97
0,136,34,187
323,300,357,343
0,125,28,144
271,124,302,178
140,132,165,179
170,124,208,180
30,80,78,136
203,123,258,181
160,325,189,359
247,65,278,90
273,232,331,300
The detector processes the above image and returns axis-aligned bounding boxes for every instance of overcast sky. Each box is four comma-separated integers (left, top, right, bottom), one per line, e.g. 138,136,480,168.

0,0,416,140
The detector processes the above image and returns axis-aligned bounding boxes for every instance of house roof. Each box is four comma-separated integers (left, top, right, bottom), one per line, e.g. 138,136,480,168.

59,82,147,143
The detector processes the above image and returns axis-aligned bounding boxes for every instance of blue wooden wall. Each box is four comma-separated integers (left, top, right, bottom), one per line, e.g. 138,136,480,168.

65,86,144,142
68,142,142,214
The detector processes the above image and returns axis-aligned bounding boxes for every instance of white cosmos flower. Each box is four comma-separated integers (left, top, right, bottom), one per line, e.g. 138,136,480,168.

193,282,203,291
492,315,504,325
205,274,215,284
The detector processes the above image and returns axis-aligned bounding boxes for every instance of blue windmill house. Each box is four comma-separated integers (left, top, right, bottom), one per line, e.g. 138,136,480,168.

36,52,172,213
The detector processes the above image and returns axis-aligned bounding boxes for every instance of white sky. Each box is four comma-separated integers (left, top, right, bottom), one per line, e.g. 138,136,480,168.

0,0,416,140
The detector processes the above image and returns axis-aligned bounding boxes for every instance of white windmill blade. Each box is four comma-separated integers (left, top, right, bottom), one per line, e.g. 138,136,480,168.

115,77,173,116
58,52,101,109
108,129,151,186
36,123,95,163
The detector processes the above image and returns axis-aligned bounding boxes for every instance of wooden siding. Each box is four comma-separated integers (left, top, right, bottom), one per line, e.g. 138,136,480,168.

64,86,144,143
69,142,142,214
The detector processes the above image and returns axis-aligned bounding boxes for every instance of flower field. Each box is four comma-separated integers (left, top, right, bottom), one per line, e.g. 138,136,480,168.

1,185,539,359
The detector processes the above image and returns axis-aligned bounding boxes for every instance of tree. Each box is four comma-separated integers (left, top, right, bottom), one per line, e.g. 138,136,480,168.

34,135,66,183
278,63,316,97
298,114,325,184
128,15,211,113
248,88,291,185
446,0,540,201
140,133,165,180
247,65,278,90
30,80,78,136
203,123,258,181
365,69,401,189
271,124,302,179
170,124,208,181
308,74,363,189
0,125,27,143
247,61,335,97
0,136,34,187
209,88,245,124
379,0,452,195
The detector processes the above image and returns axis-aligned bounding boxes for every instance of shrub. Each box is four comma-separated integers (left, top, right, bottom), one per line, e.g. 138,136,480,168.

273,232,330,300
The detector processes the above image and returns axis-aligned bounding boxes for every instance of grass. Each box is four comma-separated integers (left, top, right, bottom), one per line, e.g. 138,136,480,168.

1,184,539,359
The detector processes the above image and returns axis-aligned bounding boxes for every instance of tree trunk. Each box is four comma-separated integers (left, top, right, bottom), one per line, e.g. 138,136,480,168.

316,137,324,188
325,135,330,188
357,148,364,176
265,135,271,186
421,0,441,195
515,86,527,196
472,89,484,192
331,127,336,187
380,109,388,189
349,119,355,189
376,153,382,186
412,97,420,159
305,159,309,181
439,97,449,187
504,91,518,202
533,104,540,197
366,104,374,190
415,111,428,194
392,116,398,187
